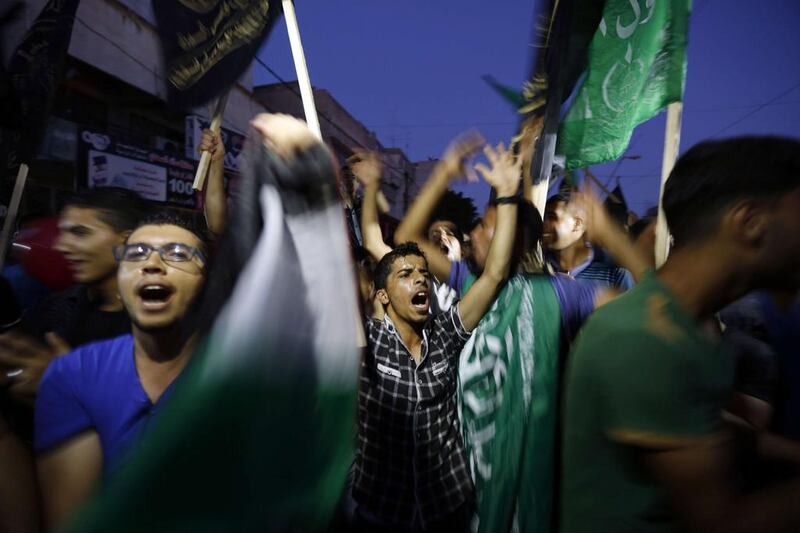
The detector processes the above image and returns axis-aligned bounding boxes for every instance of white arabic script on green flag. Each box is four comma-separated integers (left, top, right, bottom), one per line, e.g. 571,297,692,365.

558,0,691,170
458,274,562,532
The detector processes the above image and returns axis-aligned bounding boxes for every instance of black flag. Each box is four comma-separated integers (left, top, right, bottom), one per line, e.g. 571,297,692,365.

521,0,607,188
0,0,81,235
1,0,81,176
152,0,283,109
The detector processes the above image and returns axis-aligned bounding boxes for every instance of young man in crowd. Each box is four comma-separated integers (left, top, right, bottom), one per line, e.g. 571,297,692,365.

561,136,800,533
0,130,224,404
34,212,208,529
543,192,634,289
352,150,463,315
353,142,521,532
394,134,648,531
0,187,146,404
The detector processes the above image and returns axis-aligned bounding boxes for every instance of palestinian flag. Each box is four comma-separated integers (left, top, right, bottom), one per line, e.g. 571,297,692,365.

67,138,360,531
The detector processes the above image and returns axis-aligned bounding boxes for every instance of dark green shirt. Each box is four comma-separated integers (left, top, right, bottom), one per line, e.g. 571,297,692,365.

560,272,734,533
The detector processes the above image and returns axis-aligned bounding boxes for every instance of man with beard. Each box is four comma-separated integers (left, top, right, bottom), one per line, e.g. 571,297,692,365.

33,212,208,529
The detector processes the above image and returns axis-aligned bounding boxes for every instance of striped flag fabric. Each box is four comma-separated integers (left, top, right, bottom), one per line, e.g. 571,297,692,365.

67,138,360,532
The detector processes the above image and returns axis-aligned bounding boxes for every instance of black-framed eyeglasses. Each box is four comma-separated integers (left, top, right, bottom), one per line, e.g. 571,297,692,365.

113,243,206,265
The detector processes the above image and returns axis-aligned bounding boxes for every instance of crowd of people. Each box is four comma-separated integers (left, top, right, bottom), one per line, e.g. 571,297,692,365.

0,114,799,533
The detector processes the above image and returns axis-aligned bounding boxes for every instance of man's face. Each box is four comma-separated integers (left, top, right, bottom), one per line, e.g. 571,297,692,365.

380,254,430,325
54,206,126,285
543,200,584,251
469,206,496,271
117,224,205,333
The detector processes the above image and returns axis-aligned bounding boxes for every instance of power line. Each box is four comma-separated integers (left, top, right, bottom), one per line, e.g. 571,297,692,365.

691,100,800,112
361,99,800,131
368,121,517,129
708,79,800,139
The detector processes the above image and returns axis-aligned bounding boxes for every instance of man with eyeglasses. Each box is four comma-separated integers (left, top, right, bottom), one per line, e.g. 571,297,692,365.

33,212,208,530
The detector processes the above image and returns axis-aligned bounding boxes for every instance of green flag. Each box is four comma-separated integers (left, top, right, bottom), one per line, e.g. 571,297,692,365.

558,0,691,170
458,274,562,532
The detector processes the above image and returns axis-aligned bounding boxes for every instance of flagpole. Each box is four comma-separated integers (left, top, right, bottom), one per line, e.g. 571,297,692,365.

0,164,29,271
281,0,321,139
654,102,682,267
281,0,365,346
192,92,229,191
583,168,622,204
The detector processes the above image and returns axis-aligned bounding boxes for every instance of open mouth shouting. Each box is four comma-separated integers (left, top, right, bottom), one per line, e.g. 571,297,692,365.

136,282,176,312
411,289,429,314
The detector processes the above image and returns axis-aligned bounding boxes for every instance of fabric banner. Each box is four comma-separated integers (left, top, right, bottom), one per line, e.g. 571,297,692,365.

152,0,283,108
1,0,80,230
458,274,562,532
1,0,80,172
66,144,360,532
557,0,691,170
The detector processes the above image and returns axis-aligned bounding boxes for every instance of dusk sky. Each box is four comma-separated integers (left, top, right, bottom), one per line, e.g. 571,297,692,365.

256,0,800,214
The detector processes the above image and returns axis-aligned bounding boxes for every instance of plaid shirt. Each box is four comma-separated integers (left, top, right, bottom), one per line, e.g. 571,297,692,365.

354,305,474,527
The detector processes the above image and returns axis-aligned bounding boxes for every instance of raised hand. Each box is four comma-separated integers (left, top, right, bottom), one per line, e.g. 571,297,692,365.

474,142,522,198
568,185,614,247
198,128,225,162
348,151,383,188
250,113,319,159
439,130,485,179
441,233,462,262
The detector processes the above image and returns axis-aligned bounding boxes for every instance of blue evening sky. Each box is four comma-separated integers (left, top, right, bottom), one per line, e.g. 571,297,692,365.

257,0,800,214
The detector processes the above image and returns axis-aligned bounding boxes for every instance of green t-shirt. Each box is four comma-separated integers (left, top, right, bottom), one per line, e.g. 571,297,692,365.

560,272,734,533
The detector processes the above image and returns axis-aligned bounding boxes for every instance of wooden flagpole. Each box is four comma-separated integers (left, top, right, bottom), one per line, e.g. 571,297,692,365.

583,168,622,204
655,102,682,267
0,163,29,271
281,0,321,139
192,91,229,191
281,0,365,346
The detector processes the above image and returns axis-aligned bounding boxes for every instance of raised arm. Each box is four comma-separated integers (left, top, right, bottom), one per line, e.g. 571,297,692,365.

200,129,227,236
350,152,392,261
458,143,521,331
571,187,650,283
394,132,483,281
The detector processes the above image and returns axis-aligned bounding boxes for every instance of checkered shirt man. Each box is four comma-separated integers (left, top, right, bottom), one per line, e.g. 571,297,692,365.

353,304,474,528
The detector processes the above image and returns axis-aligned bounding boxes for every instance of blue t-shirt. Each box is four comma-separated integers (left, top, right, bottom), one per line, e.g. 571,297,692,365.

35,334,177,471
448,259,597,343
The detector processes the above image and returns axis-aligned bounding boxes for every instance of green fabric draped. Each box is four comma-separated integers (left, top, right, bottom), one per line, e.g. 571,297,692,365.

459,274,562,532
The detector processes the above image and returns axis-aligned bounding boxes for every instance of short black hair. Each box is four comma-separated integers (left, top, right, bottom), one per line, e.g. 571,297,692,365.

64,187,148,233
128,211,210,255
374,242,426,290
545,193,570,208
663,136,800,248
